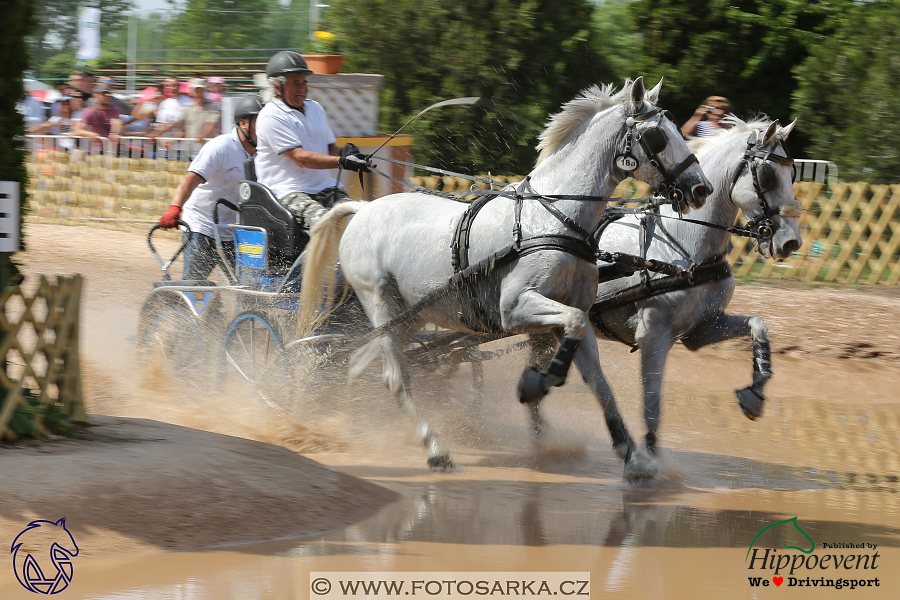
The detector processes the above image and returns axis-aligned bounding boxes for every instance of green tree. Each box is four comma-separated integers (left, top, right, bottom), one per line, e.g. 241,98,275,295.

165,0,283,53
794,0,900,184
40,50,127,82
592,0,641,80
330,0,611,175
630,0,855,156
29,0,133,75
2,0,36,285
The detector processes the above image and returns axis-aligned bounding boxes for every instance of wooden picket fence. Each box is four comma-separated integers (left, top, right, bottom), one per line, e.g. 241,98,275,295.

0,275,85,441
413,176,900,285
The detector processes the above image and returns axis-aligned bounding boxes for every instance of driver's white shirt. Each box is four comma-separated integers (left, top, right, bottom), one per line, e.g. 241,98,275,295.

255,98,338,198
182,128,250,240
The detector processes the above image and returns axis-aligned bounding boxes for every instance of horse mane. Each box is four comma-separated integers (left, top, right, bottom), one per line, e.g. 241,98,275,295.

686,115,784,156
536,80,640,165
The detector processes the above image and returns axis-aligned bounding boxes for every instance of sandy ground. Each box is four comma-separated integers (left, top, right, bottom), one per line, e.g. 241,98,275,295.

3,223,900,565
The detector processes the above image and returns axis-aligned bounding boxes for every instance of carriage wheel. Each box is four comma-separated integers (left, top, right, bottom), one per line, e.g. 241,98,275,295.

221,312,289,409
139,307,205,386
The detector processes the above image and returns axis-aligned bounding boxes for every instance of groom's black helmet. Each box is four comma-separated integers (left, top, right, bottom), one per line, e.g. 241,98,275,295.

233,94,265,124
266,51,313,78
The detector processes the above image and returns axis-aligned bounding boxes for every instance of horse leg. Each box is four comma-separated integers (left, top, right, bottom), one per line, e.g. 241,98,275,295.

635,326,676,456
681,313,771,420
573,328,656,480
351,279,453,471
523,331,559,437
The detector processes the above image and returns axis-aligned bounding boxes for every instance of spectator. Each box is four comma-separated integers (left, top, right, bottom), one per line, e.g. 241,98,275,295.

28,96,79,150
98,77,133,115
74,84,122,150
17,94,47,129
156,77,187,131
69,71,94,104
681,96,733,138
150,79,220,143
126,87,163,135
207,77,225,102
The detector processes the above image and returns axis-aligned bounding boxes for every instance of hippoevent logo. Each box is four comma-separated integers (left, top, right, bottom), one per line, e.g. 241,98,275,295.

745,516,880,590
10,518,79,594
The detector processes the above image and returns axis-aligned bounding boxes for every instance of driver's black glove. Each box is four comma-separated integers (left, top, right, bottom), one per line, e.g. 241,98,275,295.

338,153,373,173
340,143,361,159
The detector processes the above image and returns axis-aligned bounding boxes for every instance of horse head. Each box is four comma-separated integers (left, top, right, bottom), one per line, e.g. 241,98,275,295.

728,119,804,260
533,77,711,211
628,77,712,213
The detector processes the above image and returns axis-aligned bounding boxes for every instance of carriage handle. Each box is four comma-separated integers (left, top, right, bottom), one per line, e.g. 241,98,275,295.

147,220,192,281
212,198,240,283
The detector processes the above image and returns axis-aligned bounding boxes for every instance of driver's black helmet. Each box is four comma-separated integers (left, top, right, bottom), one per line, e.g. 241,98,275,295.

266,51,313,77
233,94,264,124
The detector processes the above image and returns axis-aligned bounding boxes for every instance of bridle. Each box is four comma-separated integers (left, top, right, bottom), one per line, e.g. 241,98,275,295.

615,107,699,209
729,129,796,243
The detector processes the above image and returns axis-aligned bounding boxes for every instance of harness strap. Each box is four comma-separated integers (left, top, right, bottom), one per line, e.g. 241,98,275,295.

590,255,731,320
452,193,496,271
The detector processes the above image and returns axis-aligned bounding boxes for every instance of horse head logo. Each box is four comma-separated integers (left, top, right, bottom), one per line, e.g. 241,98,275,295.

11,518,79,594
746,516,815,561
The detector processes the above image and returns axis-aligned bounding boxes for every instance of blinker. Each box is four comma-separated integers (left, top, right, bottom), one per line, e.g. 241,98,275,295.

640,127,667,155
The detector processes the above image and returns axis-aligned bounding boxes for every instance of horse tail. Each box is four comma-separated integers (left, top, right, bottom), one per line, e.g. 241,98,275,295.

297,201,366,337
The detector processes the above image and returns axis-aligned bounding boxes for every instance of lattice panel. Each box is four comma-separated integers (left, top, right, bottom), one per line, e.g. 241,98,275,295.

0,275,86,441
308,86,379,137
412,177,900,286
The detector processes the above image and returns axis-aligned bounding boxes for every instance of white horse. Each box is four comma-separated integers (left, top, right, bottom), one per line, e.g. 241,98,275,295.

301,78,712,479
532,116,803,461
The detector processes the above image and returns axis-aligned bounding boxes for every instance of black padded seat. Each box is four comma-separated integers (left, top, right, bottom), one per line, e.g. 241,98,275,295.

238,181,305,270
152,280,217,288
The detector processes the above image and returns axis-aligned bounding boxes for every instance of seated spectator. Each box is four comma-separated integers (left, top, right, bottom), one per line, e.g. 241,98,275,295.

98,77,133,115
28,96,79,150
681,96,733,138
126,87,163,135
150,79,220,144
73,84,122,151
155,77,188,133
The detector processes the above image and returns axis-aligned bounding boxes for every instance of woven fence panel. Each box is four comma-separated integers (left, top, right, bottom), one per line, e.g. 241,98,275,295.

0,275,86,441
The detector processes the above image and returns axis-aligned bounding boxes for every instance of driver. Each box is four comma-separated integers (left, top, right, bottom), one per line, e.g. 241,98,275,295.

157,94,264,280
254,51,373,240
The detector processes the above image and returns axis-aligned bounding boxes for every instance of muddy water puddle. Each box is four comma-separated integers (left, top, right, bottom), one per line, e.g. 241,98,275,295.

4,393,899,599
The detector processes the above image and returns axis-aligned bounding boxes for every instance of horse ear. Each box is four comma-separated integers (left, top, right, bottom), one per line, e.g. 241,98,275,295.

780,118,798,140
763,120,780,145
646,78,663,104
630,76,646,110
55,517,67,527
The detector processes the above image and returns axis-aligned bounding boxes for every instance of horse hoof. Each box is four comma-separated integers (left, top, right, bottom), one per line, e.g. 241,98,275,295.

624,449,658,482
427,454,455,472
518,367,550,404
736,386,765,421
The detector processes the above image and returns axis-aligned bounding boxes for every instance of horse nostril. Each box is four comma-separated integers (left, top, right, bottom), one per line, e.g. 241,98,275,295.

782,239,801,254
692,185,710,199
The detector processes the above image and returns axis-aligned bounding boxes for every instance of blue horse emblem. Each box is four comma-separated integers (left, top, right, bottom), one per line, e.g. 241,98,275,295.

11,518,79,594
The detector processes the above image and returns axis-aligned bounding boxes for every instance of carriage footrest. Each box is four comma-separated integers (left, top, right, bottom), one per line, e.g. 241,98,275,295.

152,279,218,288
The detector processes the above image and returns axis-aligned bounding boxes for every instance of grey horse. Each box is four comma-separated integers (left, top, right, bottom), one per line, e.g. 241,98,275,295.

531,117,803,468
300,78,712,479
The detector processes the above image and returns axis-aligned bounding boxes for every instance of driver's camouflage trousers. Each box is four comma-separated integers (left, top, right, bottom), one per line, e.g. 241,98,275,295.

279,187,351,234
